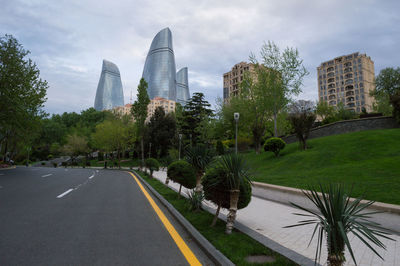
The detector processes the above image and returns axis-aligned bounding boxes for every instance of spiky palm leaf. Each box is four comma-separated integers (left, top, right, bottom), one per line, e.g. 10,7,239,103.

215,153,252,190
284,184,394,265
185,145,214,175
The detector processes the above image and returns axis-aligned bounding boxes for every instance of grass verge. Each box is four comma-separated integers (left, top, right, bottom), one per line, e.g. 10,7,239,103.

137,170,297,266
244,129,400,205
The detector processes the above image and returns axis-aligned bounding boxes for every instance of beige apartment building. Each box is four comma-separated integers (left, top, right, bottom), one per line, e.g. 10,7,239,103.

112,104,132,117
317,52,375,113
146,97,176,121
223,62,254,102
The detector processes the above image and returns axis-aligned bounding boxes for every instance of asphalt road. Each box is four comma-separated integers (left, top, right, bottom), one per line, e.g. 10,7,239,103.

0,167,212,265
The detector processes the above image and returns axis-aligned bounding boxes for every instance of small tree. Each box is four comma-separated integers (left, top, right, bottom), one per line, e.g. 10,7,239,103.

374,67,400,122
167,160,196,196
202,165,251,227
215,153,252,234
145,158,159,178
288,100,316,150
285,184,394,266
264,137,286,157
315,101,335,122
185,145,214,192
216,140,225,155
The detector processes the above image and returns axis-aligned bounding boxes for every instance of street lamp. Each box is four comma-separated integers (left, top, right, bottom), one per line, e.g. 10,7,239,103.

234,112,240,154
178,134,182,160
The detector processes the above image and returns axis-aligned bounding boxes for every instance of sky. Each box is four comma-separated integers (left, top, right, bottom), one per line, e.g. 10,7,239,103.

1,0,399,114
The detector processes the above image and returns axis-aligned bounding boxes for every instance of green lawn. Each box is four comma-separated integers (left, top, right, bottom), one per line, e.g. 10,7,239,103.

138,171,296,266
244,128,400,205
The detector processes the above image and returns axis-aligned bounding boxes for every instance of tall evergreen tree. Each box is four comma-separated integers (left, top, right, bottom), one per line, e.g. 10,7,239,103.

181,92,213,146
131,78,150,167
147,107,176,158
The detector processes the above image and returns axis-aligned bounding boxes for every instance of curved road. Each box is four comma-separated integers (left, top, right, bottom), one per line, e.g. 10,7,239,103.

0,167,212,265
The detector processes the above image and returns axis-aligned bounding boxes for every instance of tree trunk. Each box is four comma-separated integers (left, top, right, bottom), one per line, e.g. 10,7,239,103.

141,137,144,171
327,237,345,266
273,112,278,137
178,184,182,196
165,176,170,185
195,173,203,193
226,189,240,234
118,149,121,169
211,203,221,227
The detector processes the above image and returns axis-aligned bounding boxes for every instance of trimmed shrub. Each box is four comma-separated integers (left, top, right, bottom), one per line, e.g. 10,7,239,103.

53,162,57,168
61,161,67,167
145,158,160,177
167,160,196,195
41,162,46,166
202,165,252,226
47,154,53,160
264,137,286,157
216,140,225,155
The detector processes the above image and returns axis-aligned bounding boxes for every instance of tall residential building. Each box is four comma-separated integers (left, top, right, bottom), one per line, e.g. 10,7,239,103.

146,97,176,121
112,104,132,117
176,67,190,106
223,62,254,102
142,28,177,101
94,59,124,111
317,52,375,113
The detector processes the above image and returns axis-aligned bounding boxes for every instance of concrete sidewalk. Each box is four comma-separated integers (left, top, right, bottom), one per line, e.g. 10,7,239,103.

150,169,399,266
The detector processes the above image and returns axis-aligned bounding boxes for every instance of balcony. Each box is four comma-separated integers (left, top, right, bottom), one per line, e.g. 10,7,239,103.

344,67,352,73
327,72,335,77
346,91,354,96
344,73,353,79
345,79,353,85
344,62,352,67
346,97,355,102
329,95,336,100
345,85,354,91
327,67,334,72
328,89,336,94
347,103,355,108
327,78,335,83
329,100,336,106
328,84,335,89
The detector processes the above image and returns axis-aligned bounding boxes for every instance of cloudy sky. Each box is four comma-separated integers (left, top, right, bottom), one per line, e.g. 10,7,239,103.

1,0,399,114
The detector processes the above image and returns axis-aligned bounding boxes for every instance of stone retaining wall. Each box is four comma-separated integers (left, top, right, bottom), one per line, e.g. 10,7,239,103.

283,116,399,144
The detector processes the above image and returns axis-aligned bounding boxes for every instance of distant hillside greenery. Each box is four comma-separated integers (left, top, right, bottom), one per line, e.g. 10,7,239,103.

244,129,400,205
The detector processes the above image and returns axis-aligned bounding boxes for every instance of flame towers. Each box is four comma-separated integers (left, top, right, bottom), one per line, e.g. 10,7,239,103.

176,67,190,106
94,59,124,111
142,28,190,105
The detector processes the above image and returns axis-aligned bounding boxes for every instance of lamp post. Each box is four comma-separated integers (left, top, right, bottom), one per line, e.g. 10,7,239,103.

234,112,240,154
178,134,182,160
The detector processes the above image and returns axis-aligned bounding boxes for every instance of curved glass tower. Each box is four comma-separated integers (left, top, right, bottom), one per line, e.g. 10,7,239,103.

176,67,190,106
142,28,177,101
94,59,124,111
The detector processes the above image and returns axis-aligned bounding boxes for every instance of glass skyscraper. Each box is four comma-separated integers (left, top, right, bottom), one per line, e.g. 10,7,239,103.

94,59,124,111
142,28,177,101
176,67,190,106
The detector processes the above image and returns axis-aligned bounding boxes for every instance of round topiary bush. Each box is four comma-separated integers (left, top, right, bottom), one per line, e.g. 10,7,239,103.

167,160,196,195
264,137,286,157
202,165,251,226
145,158,160,177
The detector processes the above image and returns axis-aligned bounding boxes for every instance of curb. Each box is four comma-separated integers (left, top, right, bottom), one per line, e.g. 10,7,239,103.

252,182,400,215
132,171,234,266
0,165,16,170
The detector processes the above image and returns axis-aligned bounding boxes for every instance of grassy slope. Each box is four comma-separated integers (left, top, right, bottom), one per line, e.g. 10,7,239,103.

244,129,400,205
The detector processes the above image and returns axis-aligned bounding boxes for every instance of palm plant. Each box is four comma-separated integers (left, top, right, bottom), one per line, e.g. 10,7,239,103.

185,145,214,192
284,184,394,266
216,153,252,234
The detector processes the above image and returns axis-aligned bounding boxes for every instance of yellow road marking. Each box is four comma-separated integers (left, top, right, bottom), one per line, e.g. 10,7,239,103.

127,171,202,266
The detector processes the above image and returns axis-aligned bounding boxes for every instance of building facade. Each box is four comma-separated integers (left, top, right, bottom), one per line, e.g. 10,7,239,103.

112,104,132,117
317,52,375,113
94,59,124,111
223,62,254,102
146,97,176,121
176,67,190,106
142,28,177,101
